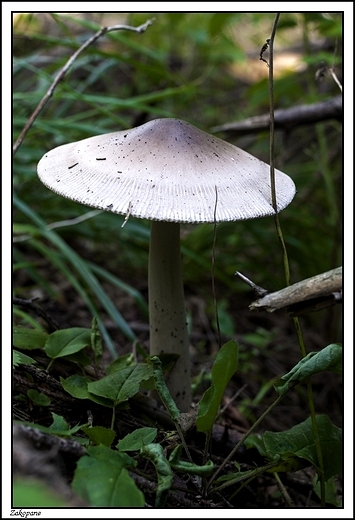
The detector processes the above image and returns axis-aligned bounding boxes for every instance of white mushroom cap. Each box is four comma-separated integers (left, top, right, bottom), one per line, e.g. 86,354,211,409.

37,118,295,223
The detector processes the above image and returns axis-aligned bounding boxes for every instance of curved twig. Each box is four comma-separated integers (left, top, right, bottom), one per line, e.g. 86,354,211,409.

13,18,155,155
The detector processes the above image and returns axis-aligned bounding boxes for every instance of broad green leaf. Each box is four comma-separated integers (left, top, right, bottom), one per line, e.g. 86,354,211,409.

13,327,48,350
274,344,342,396
13,350,37,367
27,389,51,406
60,374,93,399
60,374,116,408
246,415,342,481
117,427,157,451
47,412,83,435
45,328,91,359
81,426,116,447
244,432,266,456
106,353,135,374
88,363,153,404
13,350,21,368
13,479,69,507
63,350,92,367
50,412,71,431
313,475,342,507
72,445,143,507
196,340,238,432
140,443,173,507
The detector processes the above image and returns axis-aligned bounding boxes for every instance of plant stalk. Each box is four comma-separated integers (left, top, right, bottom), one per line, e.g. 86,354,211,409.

268,14,325,506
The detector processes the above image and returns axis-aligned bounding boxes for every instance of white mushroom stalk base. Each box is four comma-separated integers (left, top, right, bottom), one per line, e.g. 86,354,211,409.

148,221,192,412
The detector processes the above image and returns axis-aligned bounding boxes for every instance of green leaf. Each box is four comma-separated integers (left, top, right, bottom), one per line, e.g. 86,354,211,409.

63,349,93,367
246,415,342,481
81,426,116,447
88,363,153,405
313,475,342,507
15,413,84,437
140,443,173,507
274,344,342,396
13,327,49,350
72,445,143,507
60,374,116,407
45,328,91,359
60,374,93,399
106,353,135,374
50,412,70,431
13,478,69,507
13,350,37,367
13,350,21,368
116,427,157,451
90,316,103,365
27,389,51,406
196,340,239,432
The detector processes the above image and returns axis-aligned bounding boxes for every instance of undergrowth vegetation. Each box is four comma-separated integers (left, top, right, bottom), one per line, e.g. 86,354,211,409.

13,12,343,509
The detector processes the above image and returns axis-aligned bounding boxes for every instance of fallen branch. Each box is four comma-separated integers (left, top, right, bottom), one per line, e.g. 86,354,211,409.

14,423,86,458
211,96,342,136
249,266,342,315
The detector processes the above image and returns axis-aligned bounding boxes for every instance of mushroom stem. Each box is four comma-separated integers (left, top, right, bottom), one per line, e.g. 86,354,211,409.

148,221,192,412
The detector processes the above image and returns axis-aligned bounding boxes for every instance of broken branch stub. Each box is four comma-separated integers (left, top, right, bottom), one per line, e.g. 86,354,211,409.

249,267,342,313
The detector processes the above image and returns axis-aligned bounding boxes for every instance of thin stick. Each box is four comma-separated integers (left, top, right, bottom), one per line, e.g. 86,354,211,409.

235,271,268,297
207,393,284,488
216,384,247,420
268,14,280,212
267,14,292,288
13,18,155,155
274,472,295,507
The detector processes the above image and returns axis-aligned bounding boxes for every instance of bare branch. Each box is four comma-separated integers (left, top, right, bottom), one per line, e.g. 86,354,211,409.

249,266,342,314
13,18,155,155
211,96,342,136
13,297,59,332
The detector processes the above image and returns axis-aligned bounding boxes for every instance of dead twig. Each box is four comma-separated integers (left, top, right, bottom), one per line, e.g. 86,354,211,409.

13,297,59,332
211,96,342,136
13,18,155,155
249,266,342,314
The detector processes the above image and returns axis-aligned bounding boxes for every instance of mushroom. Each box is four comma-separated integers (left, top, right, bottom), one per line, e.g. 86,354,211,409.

37,118,296,412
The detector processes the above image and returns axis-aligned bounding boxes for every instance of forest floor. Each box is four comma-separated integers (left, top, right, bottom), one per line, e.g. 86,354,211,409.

13,243,343,509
